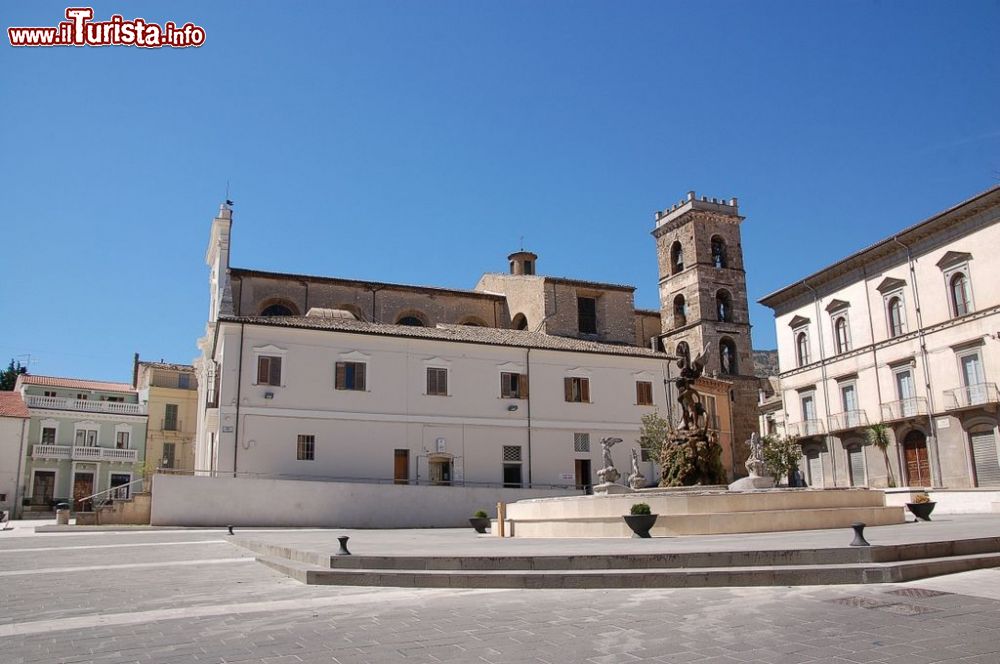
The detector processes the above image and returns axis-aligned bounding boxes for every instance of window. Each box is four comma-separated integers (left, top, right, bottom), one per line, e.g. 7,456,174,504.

261,303,294,316
719,338,738,375
950,272,971,317
670,241,684,274
523,260,534,275
577,296,597,334
887,296,906,337
636,381,653,405
673,295,687,328
710,236,727,268
676,341,690,364
796,331,810,367
178,373,191,389
426,367,448,396
75,428,98,446
511,314,528,331
397,316,425,327
716,290,732,322
116,431,130,449
257,355,282,386
77,394,88,400
44,391,56,397
164,404,179,431
335,362,367,391
958,349,987,405
703,394,719,430
296,434,315,461
573,433,590,453
564,377,590,403
500,372,528,399
162,442,176,468
502,446,523,488
834,317,850,354
106,396,124,403
41,427,56,444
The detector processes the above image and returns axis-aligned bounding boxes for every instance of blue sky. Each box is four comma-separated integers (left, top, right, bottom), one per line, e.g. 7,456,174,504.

2,1,998,383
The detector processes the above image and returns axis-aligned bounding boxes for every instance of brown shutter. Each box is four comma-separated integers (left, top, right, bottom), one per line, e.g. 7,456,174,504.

269,357,282,386
335,362,346,390
257,357,269,384
520,374,529,399
500,372,511,398
356,363,366,391
440,369,448,395
581,378,590,403
564,377,573,402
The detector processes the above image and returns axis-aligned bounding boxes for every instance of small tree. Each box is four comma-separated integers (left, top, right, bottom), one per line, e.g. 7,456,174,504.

761,434,802,484
866,422,896,488
636,410,670,465
0,359,27,391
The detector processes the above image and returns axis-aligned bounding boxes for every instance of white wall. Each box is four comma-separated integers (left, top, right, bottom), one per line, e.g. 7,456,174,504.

150,474,579,527
0,416,28,517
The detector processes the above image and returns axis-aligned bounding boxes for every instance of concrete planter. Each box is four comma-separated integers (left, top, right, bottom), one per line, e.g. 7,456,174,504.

906,501,936,521
469,517,491,534
623,514,658,538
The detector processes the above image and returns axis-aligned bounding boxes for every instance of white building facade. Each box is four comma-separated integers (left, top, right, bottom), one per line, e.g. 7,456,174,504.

759,185,1000,490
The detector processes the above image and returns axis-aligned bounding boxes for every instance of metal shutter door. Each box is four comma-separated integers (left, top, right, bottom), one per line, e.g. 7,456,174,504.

808,453,823,488
849,448,866,487
971,431,1000,487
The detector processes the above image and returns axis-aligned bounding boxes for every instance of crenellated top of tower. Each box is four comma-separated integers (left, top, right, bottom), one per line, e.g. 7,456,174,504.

653,191,741,231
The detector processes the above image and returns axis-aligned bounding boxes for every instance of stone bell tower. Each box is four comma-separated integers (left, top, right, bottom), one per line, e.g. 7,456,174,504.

652,191,760,470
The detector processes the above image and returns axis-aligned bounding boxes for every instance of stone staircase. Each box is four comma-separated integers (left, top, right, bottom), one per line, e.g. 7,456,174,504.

232,535,1000,589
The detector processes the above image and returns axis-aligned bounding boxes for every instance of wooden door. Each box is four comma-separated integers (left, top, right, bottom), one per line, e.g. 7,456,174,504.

32,471,55,506
575,459,592,490
393,449,409,485
73,473,95,512
903,431,930,487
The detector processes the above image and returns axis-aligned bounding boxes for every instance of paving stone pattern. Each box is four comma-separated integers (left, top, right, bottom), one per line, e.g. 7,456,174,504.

1,529,999,664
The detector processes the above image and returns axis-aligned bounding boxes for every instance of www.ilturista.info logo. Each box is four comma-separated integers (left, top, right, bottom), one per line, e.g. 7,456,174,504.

8,7,205,48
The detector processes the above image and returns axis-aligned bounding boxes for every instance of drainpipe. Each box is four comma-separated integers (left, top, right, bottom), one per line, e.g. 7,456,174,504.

526,348,533,487
13,416,27,519
892,236,943,487
862,263,899,483
232,323,245,478
802,281,836,486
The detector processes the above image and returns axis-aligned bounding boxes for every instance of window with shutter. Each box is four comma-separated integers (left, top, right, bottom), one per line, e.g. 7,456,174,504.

257,356,282,386
636,381,653,405
335,361,367,391
500,372,528,399
426,368,448,396
564,377,590,403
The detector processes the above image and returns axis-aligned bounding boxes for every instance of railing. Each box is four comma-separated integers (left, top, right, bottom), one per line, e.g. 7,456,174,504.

160,418,182,431
943,383,1000,411
881,397,928,421
77,477,147,511
827,410,869,433
787,419,824,437
150,371,197,390
25,394,146,416
32,445,137,462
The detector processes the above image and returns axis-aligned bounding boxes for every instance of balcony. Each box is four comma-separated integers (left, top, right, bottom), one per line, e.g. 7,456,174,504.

31,444,138,462
25,394,146,416
881,397,928,422
788,419,825,438
827,410,870,433
943,383,1000,412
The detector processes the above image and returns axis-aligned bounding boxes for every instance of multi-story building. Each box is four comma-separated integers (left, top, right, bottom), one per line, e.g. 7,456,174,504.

0,392,30,518
134,359,198,473
15,374,148,511
194,198,745,487
759,185,1000,489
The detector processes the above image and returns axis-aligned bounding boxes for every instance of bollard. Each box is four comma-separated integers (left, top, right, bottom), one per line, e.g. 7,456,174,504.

336,535,352,555
496,502,506,538
849,522,871,547
227,525,234,536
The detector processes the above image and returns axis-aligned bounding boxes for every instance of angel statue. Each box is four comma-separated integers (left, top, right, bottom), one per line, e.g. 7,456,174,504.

597,437,623,484
674,344,711,431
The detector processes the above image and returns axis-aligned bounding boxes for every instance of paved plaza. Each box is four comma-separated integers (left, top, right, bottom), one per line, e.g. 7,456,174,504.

1,520,1000,664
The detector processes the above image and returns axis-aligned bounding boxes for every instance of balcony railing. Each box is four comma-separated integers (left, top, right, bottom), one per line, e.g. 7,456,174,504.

943,383,1000,412
788,419,824,438
881,397,928,422
31,444,138,462
827,410,870,433
25,394,146,416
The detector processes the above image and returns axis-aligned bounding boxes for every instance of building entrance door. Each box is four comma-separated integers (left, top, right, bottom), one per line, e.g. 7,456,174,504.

393,449,409,485
73,472,95,512
902,430,930,487
31,471,56,506
575,459,592,491
427,455,451,486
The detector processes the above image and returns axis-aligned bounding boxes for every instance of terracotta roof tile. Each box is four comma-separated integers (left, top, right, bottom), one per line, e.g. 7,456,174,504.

0,392,30,418
17,375,135,394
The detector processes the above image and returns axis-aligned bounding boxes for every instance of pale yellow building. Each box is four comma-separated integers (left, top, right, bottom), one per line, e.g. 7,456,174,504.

134,359,198,473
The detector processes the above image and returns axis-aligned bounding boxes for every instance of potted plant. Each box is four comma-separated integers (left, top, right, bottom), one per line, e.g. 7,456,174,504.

624,502,658,538
469,509,491,534
906,492,936,521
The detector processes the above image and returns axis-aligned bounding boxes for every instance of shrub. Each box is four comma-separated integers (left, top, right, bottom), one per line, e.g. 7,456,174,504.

473,509,489,519
630,502,651,515
912,493,931,504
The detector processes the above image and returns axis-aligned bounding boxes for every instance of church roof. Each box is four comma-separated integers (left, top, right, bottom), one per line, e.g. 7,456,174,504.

229,268,506,300
220,315,671,359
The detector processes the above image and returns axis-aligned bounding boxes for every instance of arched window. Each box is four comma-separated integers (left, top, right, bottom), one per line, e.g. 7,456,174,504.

710,236,727,269
673,295,687,328
796,331,810,367
887,297,905,337
950,272,971,317
834,317,849,354
716,290,732,322
719,338,738,375
511,313,528,331
670,241,684,274
458,316,487,327
396,316,426,327
260,303,294,316
676,341,690,364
